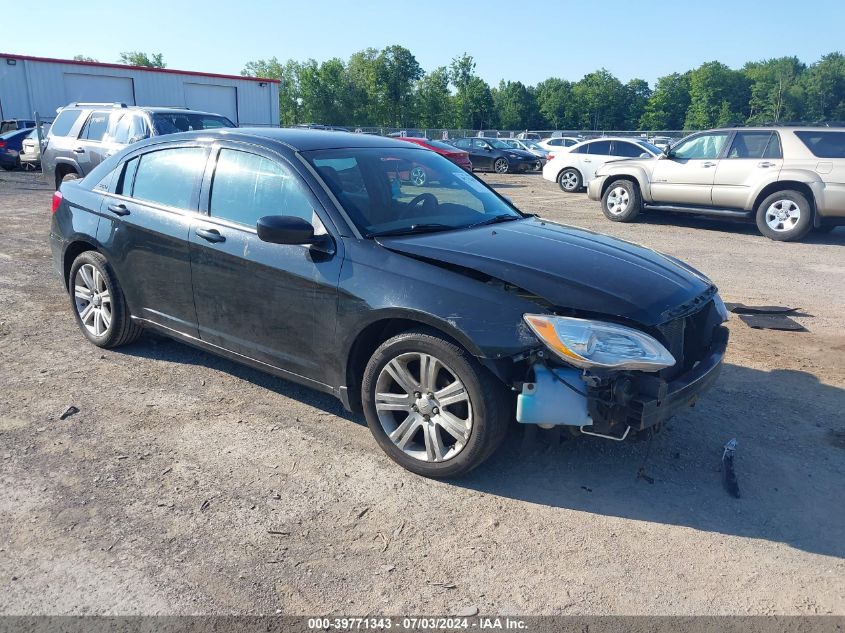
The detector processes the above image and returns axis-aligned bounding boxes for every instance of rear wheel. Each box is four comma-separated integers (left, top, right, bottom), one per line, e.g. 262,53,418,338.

493,157,509,174
361,329,511,478
69,251,142,348
601,179,641,222
557,168,582,192
755,190,812,241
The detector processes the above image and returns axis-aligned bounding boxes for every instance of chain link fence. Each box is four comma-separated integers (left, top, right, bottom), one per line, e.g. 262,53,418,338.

349,127,696,142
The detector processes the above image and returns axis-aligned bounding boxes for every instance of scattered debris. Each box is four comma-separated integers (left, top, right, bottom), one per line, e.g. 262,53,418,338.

376,531,388,552
161,467,172,476
59,406,79,420
116,455,129,460
725,303,798,315
267,530,290,536
580,486,593,493
355,507,370,520
456,606,478,617
722,439,740,498
200,499,211,512
380,564,395,573
392,520,405,540
738,313,807,331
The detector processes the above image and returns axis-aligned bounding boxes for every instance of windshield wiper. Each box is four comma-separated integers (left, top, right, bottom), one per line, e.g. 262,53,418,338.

367,223,458,238
466,214,522,229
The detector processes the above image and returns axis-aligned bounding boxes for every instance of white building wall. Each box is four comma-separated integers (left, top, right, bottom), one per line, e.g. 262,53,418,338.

0,55,279,126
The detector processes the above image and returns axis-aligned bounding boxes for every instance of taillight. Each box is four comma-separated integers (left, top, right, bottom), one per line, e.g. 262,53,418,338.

548,153,555,160
51,191,63,213
0,140,6,148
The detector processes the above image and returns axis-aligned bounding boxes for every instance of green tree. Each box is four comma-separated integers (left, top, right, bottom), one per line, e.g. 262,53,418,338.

493,80,536,129
73,54,98,63
571,69,625,129
622,79,651,129
744,57,805,123
347,48,380,126
415,67,453,128
119,51,166,68
242,57,304,125
375,45,423,126
684,61,749,129
535,78,574,129
639,72,691,130
799,52,845,122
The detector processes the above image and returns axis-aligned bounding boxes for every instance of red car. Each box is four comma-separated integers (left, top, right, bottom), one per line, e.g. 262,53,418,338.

395,136,473,172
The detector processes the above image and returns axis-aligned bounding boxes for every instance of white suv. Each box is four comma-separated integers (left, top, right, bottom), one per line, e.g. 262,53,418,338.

587,127,845,241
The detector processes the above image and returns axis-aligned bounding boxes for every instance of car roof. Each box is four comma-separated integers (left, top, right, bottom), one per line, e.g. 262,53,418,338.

133,127,422,152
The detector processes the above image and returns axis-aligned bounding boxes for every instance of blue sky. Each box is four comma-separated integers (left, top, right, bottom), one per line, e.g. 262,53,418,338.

4,0,844,87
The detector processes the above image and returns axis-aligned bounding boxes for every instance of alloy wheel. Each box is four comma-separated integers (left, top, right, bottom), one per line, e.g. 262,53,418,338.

74,264,112,336
765,199,801,232
494,158,509,174
560,171,579,191
374,352,473,463
606,186,630,215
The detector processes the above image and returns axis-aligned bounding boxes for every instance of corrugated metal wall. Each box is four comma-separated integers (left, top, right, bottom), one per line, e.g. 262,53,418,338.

0,55,279,126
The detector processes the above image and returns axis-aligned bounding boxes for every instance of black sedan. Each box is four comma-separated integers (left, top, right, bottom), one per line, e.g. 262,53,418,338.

50,129,728,478
0,127,34,170
450,137,541,173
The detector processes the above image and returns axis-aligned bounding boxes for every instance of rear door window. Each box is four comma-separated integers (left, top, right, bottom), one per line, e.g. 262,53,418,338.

587,140,612,155
727,132,782,159
209,149,313,228
49,109,82,137
794,131,845,158
79,111,111,142
612,141,646,158
130,147,207,210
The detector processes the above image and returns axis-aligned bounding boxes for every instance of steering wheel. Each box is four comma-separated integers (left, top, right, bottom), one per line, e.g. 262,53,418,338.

401,192,439,218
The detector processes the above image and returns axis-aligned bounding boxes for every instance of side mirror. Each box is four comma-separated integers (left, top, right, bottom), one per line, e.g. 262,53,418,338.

639,152,651,159
128,133,149,144
257,215,316,245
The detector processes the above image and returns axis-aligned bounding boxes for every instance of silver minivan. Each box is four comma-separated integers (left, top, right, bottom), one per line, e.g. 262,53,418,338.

43,103,235,189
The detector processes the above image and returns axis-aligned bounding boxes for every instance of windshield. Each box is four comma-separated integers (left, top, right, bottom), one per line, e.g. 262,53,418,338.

487,139,512,149
523,141,542,150
636,140,662,154
303,147,522,237
152,112,235,134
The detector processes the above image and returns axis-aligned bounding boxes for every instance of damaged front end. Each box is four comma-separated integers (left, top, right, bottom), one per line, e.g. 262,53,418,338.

514,292,729,440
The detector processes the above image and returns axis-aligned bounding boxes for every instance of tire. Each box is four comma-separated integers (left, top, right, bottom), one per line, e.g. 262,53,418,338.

68,251,142,348
56,171,80,189
755,190,813,241
557,168,582,193
361,328,511,478
601,179,641,222
493,157,509,174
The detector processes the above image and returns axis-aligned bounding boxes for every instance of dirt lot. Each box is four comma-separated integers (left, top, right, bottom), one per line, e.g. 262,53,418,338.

1,169,843,616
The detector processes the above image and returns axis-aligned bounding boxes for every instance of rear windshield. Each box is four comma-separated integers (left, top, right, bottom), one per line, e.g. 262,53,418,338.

794,131,845,158
50,109,82,137
151,113,235,135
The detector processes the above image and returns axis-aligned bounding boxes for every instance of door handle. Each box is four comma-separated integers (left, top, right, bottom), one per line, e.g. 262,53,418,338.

73,147,85,154
583,159,592,163
107,203,129,216
758,161,776,168
195,227,226,243
702,161,716,167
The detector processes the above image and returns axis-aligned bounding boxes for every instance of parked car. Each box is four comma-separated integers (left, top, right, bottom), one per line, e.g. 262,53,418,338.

19,125,51,169
649,136,676,150
387,130,426,138
0,127,34,171
500,138,550,167
516,132,542,140
588,127,845,240
543,137,661,192
450,137,541,173
537,136,581,152
0,119,36,134
395,136,473,173
42,103,235,189
293,124,350,132
51,128,728,477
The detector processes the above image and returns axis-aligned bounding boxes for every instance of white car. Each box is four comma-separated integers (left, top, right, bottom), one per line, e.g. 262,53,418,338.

542,137,661,192
500,138,550,166
537,136,581,152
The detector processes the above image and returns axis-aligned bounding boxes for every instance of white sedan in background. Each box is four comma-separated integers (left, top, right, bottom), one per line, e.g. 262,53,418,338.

537,136,581,152
542,137,661,192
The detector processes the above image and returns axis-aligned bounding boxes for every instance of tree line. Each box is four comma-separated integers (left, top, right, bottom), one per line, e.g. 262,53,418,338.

240,48,845,131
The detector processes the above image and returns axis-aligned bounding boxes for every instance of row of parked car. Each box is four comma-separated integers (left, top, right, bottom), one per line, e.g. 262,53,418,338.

0,120,50,171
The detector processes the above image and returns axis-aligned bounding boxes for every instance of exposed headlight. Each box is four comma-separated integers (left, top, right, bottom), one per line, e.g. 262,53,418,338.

523,315,675,371
713,294,730,323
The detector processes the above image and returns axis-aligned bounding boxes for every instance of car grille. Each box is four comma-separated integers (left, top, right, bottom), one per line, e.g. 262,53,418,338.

655,299,721,380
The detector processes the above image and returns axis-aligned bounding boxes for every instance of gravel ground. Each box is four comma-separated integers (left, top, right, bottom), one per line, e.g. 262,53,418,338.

1,169,843,616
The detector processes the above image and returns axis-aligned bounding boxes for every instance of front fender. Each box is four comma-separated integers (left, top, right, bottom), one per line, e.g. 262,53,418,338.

598,164,654,201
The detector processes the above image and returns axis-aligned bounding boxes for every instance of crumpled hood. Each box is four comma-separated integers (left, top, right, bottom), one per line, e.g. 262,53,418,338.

377,217,714,326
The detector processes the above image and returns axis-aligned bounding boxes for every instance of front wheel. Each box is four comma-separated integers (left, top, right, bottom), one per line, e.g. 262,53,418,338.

493,157,509,174
361,329,511,478
755,190,813,241
601,179,641,222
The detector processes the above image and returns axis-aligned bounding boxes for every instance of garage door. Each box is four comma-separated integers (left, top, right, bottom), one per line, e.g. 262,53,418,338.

63,73,136,105
184,83,238,124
